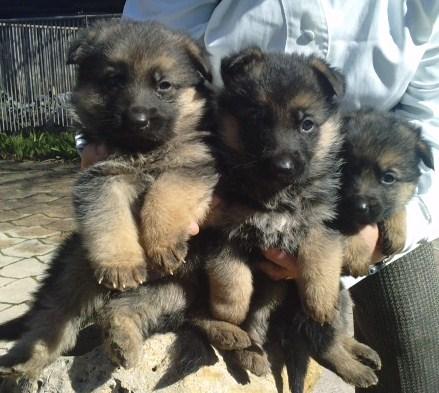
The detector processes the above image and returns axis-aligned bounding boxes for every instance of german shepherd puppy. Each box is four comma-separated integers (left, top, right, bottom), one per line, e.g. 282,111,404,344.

190,48,381,387
336,109,434,276
0,21,217,378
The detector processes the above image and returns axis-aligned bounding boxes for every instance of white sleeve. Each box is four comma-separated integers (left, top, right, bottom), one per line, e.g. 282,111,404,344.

122,0,220,40
393,20,439,251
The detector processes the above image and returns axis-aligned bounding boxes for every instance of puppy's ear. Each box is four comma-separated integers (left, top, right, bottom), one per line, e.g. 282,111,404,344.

182,38,212,83
67,29,98,65
310,57,345,98
221,47,265,86
416,135,434,170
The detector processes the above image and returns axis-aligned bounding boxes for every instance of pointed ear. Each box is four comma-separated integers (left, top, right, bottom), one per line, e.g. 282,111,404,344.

66,29,98,65
416,135,434,170
182,38,212,83
221,47,265,86
310,57,345,98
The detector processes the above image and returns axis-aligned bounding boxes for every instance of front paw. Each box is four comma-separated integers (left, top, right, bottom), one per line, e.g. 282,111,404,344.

95,259,147,291
145,237,188,275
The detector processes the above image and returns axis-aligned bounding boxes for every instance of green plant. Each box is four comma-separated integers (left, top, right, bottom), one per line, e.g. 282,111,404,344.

0,131,78,161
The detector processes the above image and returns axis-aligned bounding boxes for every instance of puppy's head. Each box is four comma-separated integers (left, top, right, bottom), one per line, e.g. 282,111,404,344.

68,21,212,152
218,48,344,191
339,110,434,226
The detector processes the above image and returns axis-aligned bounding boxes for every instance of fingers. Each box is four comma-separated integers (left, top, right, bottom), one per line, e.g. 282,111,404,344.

258,249,300,281
188,222,200,236
256,260,298,281
80,143,109,169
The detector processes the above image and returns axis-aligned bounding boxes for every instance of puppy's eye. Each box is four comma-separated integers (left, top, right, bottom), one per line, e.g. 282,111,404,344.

381,172,397,185
157,80,172,92
301,117,315,133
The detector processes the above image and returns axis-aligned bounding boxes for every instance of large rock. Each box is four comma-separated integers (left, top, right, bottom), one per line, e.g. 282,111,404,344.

0,332,321,393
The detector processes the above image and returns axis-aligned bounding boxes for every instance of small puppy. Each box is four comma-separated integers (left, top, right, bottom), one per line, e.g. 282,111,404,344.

192,48,380,388
336,109,434,276
0,21,217,378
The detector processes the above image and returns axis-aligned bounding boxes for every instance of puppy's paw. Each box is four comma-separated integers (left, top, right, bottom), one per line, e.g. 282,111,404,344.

232,346,270,377
145,236,188,275
343,337,381,371
95,258,147,291
325,337,380,388
104,316,143,369
340,362,379,388
202,322,251,350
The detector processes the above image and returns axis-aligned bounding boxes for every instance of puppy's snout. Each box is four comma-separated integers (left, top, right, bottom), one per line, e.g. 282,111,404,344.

127,106,153,128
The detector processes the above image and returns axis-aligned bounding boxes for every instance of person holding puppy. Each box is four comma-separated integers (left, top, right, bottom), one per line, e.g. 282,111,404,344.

80,1,439,392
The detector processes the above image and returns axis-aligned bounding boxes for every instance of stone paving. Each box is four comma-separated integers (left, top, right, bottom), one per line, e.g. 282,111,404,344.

0,160,78,330
0,159,438,393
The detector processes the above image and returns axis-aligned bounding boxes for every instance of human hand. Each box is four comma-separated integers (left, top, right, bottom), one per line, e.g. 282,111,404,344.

80,143,110,169
357,224,384,264
257,249,300,281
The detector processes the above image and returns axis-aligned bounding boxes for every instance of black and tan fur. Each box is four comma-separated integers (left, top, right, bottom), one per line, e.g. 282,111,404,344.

336,110,434,276
73,48,381,390
0,21,217,377
190,48,381,387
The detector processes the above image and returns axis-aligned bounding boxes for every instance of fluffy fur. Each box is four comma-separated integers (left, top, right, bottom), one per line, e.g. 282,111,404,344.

0,20,217,377
192,48,381,388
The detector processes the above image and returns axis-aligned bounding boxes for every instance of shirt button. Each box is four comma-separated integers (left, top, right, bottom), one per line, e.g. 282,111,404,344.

297,29,315,45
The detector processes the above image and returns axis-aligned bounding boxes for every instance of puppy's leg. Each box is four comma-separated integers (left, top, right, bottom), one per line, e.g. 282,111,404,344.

0,236,106,377
297,228,343,324
379,210,407,256
293,290,381,389
231,279,287,377
74,163,148,290
206,245,253,326
312,334,380,388
141,170,216,275
101,280,191,369
342,234,373,277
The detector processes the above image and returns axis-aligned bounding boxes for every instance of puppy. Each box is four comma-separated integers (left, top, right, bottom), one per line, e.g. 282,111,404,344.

192,48,380,388
0,21,217,378
336,109,434,277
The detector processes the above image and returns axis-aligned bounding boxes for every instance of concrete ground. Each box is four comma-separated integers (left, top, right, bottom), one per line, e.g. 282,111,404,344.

0,160,438,392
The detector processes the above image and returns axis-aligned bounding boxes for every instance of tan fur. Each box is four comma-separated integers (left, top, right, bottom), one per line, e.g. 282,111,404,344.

315,116,341,161
377,150,404,171
290,93,317,109
80,179,147,290
207,255,253,325
103,311,143,368
141,171,214,274
297,227,344,323
380,209,407,256
343,234,373,277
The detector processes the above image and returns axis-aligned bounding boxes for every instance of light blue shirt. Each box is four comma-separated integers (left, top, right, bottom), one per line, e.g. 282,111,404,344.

123,0,439,280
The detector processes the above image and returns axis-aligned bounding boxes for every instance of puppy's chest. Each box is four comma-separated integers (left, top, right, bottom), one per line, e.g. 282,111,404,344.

230,210,309,253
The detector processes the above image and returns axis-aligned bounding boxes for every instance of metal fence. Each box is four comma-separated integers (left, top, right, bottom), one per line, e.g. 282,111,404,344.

0,14,120,133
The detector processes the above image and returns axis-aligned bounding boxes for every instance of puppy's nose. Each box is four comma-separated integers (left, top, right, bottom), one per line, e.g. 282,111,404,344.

271,154,294,173
128,106,150,128
353,198,369,214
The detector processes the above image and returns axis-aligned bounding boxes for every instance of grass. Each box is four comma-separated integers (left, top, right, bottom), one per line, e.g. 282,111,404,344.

0,130,78,161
